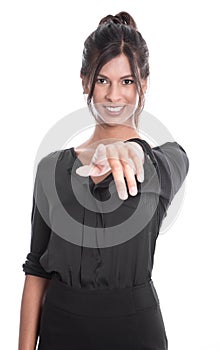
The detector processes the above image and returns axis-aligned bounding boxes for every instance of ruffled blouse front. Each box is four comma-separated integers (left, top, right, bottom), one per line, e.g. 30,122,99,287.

22,138,189,290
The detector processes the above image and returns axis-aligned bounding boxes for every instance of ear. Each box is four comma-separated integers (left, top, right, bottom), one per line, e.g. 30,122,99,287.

141,79,148,94
80,74,89,94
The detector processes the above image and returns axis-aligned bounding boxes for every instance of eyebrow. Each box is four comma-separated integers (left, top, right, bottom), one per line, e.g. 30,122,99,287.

97,74,134,79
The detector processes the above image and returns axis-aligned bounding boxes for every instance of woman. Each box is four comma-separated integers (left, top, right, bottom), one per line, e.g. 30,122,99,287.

18,12,189,350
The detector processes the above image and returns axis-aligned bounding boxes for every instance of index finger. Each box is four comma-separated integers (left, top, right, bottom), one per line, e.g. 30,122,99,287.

106,147,128,200
126,142,145,182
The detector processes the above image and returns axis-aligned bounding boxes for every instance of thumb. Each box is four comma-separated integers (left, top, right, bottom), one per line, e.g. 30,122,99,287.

91,143,107,165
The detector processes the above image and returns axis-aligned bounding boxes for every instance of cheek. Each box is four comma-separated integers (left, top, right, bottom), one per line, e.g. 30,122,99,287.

93,86,105,102
126,88,138,102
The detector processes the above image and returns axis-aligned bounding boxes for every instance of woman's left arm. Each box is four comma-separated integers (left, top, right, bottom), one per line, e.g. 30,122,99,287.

152,142,189,205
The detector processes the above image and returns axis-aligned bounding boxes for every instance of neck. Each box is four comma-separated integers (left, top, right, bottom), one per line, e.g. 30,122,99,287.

87,123,141,145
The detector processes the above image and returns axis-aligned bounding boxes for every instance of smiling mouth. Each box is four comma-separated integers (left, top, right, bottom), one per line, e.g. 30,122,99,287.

104,106,125,114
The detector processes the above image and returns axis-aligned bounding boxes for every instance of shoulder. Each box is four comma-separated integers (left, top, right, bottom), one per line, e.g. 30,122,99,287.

38,149,63,165
36,149,65,176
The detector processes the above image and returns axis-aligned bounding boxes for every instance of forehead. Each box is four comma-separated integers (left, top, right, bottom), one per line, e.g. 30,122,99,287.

99,54,132,76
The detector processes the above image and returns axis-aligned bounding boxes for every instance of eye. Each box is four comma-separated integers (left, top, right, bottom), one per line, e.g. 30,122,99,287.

96,78,108,84
122,79,134,85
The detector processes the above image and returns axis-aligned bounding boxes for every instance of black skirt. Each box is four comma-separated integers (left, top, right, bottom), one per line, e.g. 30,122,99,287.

37,279,168,350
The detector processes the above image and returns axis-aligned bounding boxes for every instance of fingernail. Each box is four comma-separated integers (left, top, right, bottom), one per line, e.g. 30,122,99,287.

138,174,144,182
130,186,137,196
120,191,128,200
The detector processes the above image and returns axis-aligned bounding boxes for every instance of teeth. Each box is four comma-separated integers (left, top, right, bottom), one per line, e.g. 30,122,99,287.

105,106,123,112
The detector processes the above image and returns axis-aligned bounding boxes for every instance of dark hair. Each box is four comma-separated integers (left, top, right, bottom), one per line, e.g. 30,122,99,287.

80,11,150,128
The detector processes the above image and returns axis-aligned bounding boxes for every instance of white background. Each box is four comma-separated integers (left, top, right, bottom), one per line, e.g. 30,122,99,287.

1,1,219,349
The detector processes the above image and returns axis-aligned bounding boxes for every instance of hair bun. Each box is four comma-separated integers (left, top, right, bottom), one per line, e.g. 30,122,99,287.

99,11,137,30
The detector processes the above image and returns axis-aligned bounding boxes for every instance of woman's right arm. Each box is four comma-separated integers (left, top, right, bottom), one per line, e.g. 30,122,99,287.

19,155,54,349
18,275,50,350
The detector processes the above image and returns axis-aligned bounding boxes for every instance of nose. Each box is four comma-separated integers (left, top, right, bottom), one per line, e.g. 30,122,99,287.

105,83,122,102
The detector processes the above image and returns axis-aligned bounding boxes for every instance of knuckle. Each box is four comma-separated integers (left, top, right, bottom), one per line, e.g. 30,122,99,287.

113,164,123,171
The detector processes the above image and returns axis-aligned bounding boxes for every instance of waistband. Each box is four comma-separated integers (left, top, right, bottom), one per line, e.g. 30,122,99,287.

45,279,160,317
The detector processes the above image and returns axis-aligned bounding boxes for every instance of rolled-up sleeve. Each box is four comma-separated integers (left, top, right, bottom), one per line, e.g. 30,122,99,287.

22,158,52,279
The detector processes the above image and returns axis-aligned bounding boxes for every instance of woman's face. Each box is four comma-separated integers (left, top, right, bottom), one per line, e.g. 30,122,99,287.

90,53,146,125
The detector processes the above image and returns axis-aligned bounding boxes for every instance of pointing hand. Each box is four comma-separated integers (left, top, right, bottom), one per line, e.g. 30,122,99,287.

76,141,145,200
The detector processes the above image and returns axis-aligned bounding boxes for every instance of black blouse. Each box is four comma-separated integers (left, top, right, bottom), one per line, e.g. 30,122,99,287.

22,138,189,289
